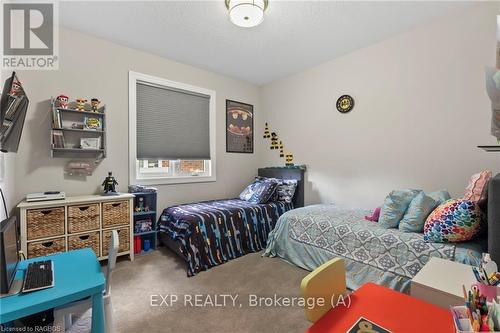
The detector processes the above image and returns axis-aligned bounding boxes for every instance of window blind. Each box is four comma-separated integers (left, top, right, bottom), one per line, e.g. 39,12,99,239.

136,82,210,160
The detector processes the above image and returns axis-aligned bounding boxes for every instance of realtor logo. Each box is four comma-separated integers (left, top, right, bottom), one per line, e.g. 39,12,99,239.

1,1,59,70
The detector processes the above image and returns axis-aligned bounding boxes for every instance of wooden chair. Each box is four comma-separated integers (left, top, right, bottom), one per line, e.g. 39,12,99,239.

53,230,119,333
300,257,347,322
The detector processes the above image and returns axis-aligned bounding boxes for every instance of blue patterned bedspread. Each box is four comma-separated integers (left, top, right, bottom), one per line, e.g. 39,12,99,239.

264,205,483,292
159,199,293,276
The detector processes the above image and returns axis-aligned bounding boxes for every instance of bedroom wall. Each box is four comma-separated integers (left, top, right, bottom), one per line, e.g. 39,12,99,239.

0,152,15,217
4,27,261,210
259,3,500,208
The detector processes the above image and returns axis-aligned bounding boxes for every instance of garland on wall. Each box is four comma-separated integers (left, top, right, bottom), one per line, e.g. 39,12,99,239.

263,122,296,167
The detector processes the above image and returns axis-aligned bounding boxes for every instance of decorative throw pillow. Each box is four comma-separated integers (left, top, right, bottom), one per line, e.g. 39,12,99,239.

399,192,438,233
239,179,278,204
256,176,298,203
423,199,482,243
464,170,492,204
379,189,421,228
428,190,451,206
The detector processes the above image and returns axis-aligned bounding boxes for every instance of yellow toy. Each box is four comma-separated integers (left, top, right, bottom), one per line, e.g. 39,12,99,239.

75,98,87,111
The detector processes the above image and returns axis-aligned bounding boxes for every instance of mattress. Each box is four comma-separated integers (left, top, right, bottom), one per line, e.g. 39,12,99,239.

159,199,293,276
263,204,484,293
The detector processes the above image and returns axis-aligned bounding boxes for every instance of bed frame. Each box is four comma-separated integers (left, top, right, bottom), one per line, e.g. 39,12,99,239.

488,173,500,263
159,166,306,260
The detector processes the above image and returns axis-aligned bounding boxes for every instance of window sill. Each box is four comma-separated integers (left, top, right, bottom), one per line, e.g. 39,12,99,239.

133,175,216,186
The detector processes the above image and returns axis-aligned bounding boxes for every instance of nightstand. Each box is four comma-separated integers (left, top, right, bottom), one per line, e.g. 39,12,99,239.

411,257,476,309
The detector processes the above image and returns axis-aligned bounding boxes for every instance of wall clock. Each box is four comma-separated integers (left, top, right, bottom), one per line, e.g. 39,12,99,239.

336,95,354,113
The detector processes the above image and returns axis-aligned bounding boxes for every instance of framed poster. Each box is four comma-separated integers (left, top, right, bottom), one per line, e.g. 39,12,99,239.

226,100,254,153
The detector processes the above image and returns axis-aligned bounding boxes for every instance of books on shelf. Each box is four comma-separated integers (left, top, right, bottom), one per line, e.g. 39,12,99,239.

52,130,66,148
52,108,62,129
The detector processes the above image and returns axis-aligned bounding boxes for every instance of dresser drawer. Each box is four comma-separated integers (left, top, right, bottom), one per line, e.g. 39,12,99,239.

68,203,100,233
68,231,100,257
28,237,66,258
102,227,129,256
27,207,65,240
102,201,129,227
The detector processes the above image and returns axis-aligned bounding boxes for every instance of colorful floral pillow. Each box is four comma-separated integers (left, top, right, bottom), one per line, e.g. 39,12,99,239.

464,170,492,204
256,176,298,203
423,199,482,243
239,179,278,204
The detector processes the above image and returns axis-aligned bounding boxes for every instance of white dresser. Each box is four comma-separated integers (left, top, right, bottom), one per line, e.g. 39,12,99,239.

17,193,134,261
411,257,476,309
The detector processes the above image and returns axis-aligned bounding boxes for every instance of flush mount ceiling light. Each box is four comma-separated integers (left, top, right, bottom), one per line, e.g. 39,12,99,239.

225,0,269,28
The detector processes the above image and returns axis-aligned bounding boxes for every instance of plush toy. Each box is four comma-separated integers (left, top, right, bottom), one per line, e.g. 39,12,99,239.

56,95,69,109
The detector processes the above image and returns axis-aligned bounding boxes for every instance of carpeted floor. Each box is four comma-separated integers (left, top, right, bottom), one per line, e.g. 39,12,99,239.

110,247,312,333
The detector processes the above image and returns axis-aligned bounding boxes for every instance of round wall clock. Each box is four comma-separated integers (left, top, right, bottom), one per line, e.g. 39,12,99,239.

336,95,354,113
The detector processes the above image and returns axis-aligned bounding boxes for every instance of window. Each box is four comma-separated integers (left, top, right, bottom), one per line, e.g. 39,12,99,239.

129,71,216,185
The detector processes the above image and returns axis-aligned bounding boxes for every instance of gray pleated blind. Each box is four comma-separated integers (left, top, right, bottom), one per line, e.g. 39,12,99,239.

136,82,210,160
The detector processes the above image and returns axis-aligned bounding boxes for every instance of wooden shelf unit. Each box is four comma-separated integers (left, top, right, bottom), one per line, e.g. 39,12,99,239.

50,99,107,159
17,194,134,261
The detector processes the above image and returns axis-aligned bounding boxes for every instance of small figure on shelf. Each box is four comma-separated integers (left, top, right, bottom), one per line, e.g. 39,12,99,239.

102,171,118,195
75,98,87,111
9,81,21,96
135,197,145,212
56,95,69,109
90,98,100,112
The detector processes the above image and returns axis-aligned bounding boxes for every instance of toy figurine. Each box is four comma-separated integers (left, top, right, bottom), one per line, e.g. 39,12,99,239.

10,81,21,96
75,98,87,111
102,171,118,194
90,98,100,112
136,197,145,212
263,123,271,139
56,95,69,109
285,153,294,167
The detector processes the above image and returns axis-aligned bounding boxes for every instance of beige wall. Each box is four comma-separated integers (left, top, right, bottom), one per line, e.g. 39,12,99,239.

6,27,261,210
0,152,16,216
259,3,500,208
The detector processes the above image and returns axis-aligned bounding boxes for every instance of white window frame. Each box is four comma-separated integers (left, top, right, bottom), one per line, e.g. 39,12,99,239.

129,71,216,185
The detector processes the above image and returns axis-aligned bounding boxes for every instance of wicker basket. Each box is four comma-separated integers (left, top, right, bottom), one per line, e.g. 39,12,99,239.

68,232,100,256
28,237,66,258
102,201,129,227
68,204,100,233
27,207,65,240
102,227,129,256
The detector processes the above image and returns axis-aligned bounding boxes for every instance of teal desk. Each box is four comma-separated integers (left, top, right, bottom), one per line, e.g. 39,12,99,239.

0,249,105,332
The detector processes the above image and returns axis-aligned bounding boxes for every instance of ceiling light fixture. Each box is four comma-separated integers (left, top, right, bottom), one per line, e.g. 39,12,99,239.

225,0,268,28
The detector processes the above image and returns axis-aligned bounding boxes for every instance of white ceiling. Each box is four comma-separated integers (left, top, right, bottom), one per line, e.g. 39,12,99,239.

60,1,476,85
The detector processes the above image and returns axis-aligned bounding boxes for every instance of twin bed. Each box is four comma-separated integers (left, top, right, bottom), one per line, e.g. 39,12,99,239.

159,168,499,294
158,167,305,276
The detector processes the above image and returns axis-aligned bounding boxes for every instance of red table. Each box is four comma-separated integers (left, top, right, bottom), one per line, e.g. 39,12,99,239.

306,283,455,333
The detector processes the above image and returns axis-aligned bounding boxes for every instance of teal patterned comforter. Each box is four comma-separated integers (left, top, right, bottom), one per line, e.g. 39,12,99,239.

263,205,483,293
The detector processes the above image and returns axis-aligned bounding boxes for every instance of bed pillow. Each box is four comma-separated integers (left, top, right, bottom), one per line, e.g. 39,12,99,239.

256,176,298,203
423,199,482,243
399,192,438,233
428,190,451,206
239,179,278,204
379,189,421,228
464,170,492,204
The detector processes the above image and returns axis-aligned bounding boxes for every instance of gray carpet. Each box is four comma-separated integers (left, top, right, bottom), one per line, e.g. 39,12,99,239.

110,247,311,333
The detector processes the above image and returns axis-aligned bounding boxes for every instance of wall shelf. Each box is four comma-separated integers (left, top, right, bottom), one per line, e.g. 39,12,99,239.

50,98,107,161
478,145,500,152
